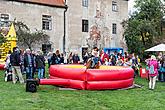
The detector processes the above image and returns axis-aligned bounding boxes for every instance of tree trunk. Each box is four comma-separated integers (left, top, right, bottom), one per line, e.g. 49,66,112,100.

141,32,145,46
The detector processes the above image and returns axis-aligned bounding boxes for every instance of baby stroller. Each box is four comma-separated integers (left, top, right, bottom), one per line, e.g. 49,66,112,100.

4,63,13,82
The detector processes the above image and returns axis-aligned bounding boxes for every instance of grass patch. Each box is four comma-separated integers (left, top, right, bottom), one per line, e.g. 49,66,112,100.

0,66,165,110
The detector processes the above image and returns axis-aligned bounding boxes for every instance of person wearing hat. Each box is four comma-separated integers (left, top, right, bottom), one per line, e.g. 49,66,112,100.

147,55,158,90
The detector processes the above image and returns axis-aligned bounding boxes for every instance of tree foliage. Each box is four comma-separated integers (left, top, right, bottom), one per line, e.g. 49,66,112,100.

0,33,6,44
14,21,50,50
122,0,165,58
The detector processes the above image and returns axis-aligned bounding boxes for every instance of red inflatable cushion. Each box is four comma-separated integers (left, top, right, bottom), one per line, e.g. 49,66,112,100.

40,79,70,86
86,68,134,81
47,76,86,90
48,65,134,90
86,78,134,90
49,65,86,81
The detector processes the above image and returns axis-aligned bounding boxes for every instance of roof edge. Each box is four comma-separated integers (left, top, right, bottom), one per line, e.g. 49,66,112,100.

7,0,68,9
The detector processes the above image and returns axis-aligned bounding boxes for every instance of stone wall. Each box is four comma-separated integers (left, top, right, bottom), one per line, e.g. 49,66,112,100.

0,0,65,52
66,0,128,53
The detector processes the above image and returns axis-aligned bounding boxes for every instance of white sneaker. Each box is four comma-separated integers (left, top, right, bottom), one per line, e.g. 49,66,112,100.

4,76,7,82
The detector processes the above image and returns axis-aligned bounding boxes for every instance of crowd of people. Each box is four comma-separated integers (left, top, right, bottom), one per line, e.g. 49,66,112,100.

4,47,82,84
3,46,165,91
4,46,142,84
4,47,46,84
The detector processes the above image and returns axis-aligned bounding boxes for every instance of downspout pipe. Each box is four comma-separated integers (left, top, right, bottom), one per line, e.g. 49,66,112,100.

63,1,68,55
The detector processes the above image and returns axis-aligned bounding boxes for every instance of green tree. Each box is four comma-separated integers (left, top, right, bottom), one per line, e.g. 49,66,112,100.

14,21,50,50
0,32,6,44
122,0,165,57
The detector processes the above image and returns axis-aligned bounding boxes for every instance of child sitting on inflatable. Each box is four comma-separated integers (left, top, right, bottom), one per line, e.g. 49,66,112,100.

86,47,101,69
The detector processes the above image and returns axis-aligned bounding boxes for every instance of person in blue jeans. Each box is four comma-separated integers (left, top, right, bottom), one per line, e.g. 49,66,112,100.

158,57,165,82
24,48,35,79
35,50,45,79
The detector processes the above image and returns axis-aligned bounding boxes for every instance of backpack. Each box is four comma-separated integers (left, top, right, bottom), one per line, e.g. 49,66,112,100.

149,65,155,74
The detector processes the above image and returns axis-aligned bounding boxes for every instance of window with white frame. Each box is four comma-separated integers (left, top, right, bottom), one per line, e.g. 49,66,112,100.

112,23,117,34
82,19,88,32
0,14,10,27
42,15,52,30
112,1,118,12
82,0,88,7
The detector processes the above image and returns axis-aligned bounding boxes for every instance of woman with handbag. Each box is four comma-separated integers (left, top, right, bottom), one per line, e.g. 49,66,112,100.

147,55,158,90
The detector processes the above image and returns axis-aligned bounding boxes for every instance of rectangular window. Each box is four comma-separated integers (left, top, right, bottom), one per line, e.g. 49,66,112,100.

112,1,118,12
0,14,10,27
82,19,88,32
112,23,117,34
42,15,52,30
82,0,88,7
42,44,51,54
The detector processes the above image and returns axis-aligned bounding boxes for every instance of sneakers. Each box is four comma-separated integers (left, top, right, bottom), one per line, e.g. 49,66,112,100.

149,88,154,90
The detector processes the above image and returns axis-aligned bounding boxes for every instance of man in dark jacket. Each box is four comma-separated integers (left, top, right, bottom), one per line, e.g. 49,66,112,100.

10,47,24,84
24,48,35,79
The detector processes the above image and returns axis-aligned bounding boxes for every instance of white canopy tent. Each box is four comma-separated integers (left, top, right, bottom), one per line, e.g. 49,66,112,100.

145,44,165,52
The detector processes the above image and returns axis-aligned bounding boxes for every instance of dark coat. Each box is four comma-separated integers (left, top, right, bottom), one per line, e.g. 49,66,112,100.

10,51,21,66
51,55,60,65
24,53,35,67
72,55,80,64
35,55,45,68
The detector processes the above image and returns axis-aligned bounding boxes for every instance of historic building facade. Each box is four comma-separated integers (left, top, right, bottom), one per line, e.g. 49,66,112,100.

0,0,67,53
0,0,128,54
66,0,128,53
